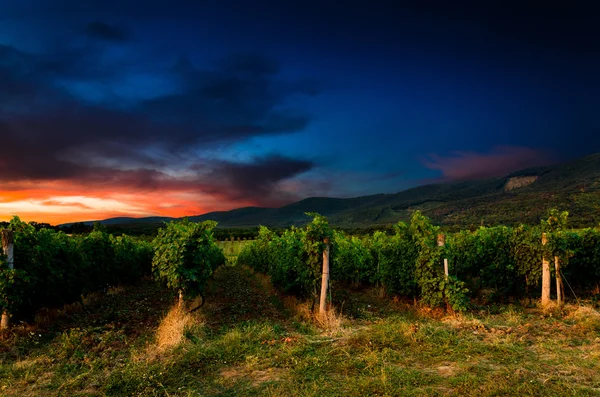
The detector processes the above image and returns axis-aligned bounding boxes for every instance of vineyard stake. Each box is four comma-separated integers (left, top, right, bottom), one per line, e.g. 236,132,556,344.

1,229,14,329
437,234,448,279
319,238,330,317
178,289,184,309
541,233,551,307
555,256,563,306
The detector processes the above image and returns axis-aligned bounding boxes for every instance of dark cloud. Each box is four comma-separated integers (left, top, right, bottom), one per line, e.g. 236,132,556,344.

141,53,315,143
0,28,320,209
201,155,315,204
0,45,53,103
0,153,316,209
85,21,130,42
0,34,319,207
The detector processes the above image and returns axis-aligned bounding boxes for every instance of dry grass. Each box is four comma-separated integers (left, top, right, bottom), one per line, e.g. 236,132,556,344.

541,300,564,315
134,304,199,363
281,294,346,333
106,285,126,295
442,313,488,332
282,296,313,321
566,305,600,332
33,307,61,327
155,304,194,351
14,356,52,370
81,291,104,306
220,365,288,386
315,305,345,332
567,305,600,321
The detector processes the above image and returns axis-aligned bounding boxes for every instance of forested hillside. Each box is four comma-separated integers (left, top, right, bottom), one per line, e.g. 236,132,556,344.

63,153,600,230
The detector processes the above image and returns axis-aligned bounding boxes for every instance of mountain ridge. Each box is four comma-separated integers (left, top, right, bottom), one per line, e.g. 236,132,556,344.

61,152,600,229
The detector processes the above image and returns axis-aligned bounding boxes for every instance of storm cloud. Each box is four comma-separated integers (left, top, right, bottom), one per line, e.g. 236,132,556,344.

0,28,319,205
200,155,315,205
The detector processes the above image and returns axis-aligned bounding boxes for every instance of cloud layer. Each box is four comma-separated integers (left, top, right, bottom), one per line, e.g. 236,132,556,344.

0,26,320,221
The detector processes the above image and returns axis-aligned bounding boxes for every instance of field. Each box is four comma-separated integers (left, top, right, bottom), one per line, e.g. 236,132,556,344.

1,263,599,396
216,240,254,263
2,215,600,396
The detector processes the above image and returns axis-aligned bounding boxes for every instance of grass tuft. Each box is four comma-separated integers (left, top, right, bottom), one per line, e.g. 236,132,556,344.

566,305,600,333
155,305,195,351
316,306,345,333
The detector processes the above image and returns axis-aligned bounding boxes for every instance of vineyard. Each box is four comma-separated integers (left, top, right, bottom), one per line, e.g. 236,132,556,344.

1,210,600,326
238,210,600,311
1,212,600,396
0,218,153,323
0,217,225,327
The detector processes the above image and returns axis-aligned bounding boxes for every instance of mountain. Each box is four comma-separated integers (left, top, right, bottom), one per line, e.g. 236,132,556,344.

63,152,600,229
60,216,175,227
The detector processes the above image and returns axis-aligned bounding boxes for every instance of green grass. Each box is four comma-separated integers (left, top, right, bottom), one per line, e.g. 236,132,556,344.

1,265,600,396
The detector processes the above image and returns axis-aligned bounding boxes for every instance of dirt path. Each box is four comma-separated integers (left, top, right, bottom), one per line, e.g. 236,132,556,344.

202,265,290,329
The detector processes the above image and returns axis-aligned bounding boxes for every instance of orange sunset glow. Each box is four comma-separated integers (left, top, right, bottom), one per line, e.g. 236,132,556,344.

0,181,258,224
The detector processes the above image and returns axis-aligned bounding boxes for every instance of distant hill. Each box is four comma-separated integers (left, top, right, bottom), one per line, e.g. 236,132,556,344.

62,152,600,229
61,216,174,227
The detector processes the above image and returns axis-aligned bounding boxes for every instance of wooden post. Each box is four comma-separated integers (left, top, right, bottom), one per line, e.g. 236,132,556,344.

555,256,563,306
541,233,551,307
319,238,330,317
1,230,14,329
437,234,448,279
444,258,449,279
178,289,184,310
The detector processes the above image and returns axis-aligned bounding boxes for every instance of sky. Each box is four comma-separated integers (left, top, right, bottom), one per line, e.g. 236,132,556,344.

1,1,599,224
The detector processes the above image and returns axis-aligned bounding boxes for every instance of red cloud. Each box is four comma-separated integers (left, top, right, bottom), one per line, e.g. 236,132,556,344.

421,146,552,181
